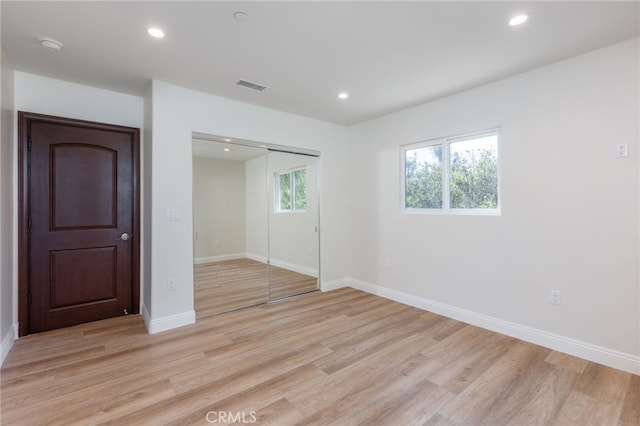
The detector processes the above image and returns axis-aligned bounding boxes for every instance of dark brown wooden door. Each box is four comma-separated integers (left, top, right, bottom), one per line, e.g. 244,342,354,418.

19,112,140,335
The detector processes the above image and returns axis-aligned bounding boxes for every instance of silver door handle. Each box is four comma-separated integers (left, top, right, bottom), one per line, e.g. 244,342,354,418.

116,232,130,241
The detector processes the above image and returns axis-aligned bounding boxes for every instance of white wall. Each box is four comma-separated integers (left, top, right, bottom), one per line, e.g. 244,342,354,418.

1,48,16,365
148,80,352,329
14,73,143,128
245,155,268,262
349,39,639,364
193,157,246,261
268,151,319,276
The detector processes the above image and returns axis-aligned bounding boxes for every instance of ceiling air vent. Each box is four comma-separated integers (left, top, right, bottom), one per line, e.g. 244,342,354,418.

235,79,269,92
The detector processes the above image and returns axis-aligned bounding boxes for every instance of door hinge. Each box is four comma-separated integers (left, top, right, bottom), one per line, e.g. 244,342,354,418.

27,137,32,151
27,292,32,308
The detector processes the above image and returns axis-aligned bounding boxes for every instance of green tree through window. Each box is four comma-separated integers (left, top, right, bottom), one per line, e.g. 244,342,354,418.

403,131,499,213
293,169,307,210
278,173,291,210
277,168,307,211
405,145,442,209
450,137,498,209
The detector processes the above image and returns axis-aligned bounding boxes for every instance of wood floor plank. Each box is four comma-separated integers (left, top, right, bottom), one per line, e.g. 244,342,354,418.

423,316,468,341
314,315,434,375
574,362,632,404
319,303,420,350
290,333,438,417
619,373,640,426
553,362,632,426
427,333,514,394
421,324,498,363
296,353,452,425
1,287,636,425
437,340,552,425
166,364,324,426
121,345,331,424
555,390,622,426
253,398,304,426
483,364,579,425
354,376,455,426
544,350,589,375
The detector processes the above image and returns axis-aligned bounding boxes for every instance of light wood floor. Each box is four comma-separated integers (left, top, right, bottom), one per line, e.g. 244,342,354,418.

1,288,638,425
195,258,270,319
268,264,317,300
194,258,317,319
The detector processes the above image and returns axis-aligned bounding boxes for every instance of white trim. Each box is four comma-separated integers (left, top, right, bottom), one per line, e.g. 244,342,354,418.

245,252,268,264
141,303,151,331
269,258,318,278
191,132,321,157
344,278,640,375
0,323,17,366
193,253,246,265
320,278,350,292
145,310,195,334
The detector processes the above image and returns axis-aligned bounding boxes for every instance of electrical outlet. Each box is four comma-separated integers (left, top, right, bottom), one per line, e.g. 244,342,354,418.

549,290,561,305
168,278,176,291
615,143,628,158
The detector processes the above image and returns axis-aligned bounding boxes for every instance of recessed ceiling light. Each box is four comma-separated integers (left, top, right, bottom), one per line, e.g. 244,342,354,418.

147,27,165,38
509,14,529,26
338,92,349,100
223,148,231,152
223,138,232,142
39,37,63,52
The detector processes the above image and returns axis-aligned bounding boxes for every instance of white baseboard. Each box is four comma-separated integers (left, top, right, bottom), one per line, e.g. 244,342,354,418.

321,278,351,292
0,323,17,367
141,303,151,331
338,278,639,375
269,258,318,278
245,252,268,264
147,311,196,334
143,306,195,334
194,253,246,265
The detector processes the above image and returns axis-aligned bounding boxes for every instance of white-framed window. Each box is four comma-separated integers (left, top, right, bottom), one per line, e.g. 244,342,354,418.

276,168,307,212
401,129,500,215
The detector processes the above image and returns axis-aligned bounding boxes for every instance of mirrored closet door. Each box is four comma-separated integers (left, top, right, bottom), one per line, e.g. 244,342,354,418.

192,140,269,319
192,138,319,320
267,151,319,300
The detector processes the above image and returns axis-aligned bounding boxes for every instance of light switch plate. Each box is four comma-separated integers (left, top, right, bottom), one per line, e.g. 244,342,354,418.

166,208,180,221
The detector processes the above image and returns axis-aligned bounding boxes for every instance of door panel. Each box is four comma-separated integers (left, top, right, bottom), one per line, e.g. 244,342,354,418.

50,247,117,308
52,144,117,229
19,112,139,335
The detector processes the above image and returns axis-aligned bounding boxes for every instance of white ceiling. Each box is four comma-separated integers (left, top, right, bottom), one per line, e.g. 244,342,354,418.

2,1,638,126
